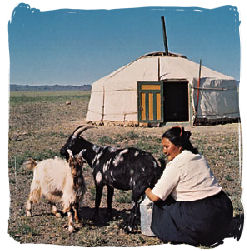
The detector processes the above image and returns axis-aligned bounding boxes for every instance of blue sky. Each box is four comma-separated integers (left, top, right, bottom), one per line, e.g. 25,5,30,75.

8,3,240,85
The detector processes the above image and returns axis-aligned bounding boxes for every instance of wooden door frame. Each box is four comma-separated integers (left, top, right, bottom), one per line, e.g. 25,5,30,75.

137,81,164,123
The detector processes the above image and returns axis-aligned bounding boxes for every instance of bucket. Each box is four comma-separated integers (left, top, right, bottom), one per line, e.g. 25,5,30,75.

140,197,155,236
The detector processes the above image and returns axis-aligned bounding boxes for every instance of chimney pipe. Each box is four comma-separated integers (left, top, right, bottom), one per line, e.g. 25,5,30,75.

161,16,169,56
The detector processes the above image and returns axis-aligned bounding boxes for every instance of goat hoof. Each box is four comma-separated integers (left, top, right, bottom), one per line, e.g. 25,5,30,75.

55,212,62,218
124,225,134,234
68,226,74,233
26,211,32,217
63,224,74,233
76,222,82,228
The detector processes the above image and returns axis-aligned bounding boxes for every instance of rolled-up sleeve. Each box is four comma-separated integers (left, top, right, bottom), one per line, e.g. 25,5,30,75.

152,164,180,201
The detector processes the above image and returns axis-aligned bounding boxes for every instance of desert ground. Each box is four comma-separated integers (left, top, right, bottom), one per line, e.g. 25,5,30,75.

8,91,243,247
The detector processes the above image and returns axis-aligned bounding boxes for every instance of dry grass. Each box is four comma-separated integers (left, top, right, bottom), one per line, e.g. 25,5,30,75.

8,91,243,246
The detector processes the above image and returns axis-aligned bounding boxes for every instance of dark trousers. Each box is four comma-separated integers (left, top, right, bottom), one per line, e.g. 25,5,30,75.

151,191,233,246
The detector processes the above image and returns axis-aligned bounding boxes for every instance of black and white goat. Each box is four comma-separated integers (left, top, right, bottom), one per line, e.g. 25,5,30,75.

60,126,165,232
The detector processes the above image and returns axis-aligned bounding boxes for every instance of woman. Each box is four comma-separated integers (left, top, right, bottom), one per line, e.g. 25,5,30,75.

145,126,233,246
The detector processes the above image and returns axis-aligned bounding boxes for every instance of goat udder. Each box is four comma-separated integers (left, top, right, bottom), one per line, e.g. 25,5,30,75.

96,171,102,184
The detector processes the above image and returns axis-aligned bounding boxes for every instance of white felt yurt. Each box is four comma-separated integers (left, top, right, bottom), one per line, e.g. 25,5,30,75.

86,52,239,126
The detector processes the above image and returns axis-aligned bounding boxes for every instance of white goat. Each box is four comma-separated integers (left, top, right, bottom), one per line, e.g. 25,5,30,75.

24,152,86,232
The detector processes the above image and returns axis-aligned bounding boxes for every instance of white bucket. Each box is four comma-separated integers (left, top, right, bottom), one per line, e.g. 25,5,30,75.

140,197,155,236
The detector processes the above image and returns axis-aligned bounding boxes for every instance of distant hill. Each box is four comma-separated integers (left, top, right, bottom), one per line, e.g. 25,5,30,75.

10,84,92,92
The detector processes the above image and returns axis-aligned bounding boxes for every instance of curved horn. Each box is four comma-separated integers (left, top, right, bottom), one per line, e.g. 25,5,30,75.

72,125,96,137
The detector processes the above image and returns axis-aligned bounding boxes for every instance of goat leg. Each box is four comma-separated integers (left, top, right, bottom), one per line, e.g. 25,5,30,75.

67,211,74,233
125,201,139,233
62,205,75,233
93,185,103,221
72,203,80,223
50,203,62,218
26,198,32,217
106,185,114,219
26,187,41,216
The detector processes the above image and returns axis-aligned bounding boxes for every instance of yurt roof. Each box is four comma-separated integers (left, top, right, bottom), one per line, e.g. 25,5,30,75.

91,52,235,91
142,51,187,58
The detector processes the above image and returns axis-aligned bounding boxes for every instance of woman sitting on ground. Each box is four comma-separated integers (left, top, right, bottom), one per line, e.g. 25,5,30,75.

145,126,233,246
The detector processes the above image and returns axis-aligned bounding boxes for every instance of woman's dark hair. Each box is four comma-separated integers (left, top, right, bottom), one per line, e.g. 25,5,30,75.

162,126,198,154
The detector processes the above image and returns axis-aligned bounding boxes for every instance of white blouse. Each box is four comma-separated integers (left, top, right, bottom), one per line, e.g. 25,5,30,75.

152,150,222,201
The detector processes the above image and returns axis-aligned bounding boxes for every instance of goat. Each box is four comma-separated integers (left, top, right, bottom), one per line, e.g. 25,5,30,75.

24,152,86,233
60,125,165,232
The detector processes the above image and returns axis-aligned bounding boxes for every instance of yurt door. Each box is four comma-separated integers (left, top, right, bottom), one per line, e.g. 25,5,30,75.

163,80,189,122
137,81,164,123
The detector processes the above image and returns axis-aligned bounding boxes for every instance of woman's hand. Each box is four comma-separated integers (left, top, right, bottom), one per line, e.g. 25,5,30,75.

145,187,161,202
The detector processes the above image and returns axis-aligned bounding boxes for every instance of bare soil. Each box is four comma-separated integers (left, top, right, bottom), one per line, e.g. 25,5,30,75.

7,91,243,247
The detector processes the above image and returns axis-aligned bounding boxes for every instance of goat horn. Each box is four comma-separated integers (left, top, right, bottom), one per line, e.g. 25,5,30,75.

72,125,96,137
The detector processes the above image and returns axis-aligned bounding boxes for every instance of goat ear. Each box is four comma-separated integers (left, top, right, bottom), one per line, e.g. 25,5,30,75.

78,150,83,158
77,150,86,165
72,125,96,137
67,149,73,157
78,149,86,157
23,158,37,170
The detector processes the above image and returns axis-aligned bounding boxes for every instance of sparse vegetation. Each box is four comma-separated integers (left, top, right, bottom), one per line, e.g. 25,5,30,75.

8,91,243,247
98,135,115,145
115,191,132,204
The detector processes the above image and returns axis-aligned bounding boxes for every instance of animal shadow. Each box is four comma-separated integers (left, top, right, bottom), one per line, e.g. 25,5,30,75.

209,213,244,248
226,213,244,241
78,206,134,228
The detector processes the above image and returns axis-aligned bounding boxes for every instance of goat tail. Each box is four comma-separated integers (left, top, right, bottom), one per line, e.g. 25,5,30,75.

23,158,37,171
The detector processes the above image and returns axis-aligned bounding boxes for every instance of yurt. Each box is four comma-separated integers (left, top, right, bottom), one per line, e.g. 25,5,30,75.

86,17,239,126
86,51,239,126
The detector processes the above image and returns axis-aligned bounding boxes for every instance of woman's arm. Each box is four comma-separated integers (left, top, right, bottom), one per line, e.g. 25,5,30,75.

145,187,161,202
